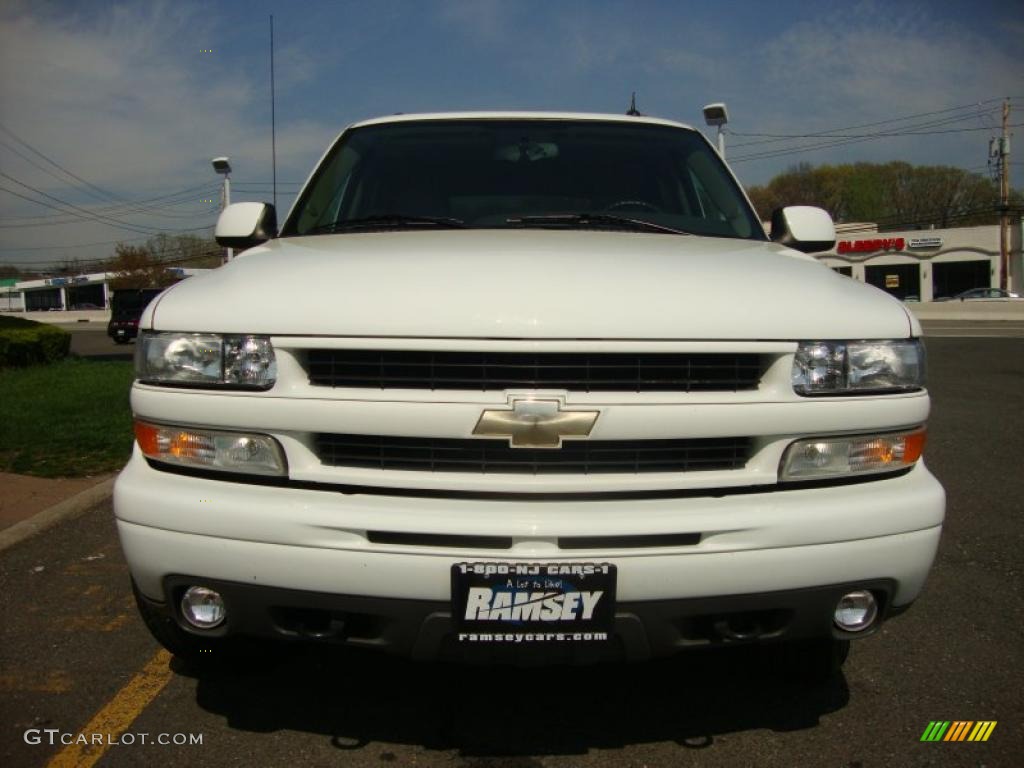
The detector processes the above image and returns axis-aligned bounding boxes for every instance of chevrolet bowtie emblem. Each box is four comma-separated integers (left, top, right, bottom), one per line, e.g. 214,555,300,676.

472,398,599,449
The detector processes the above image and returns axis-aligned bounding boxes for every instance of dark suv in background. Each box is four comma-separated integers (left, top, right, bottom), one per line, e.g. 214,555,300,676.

107,288,164,344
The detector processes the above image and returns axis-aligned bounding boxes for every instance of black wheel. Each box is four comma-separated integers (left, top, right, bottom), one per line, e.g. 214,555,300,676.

112,337,129,345
779,638,850,682
131,579,223,666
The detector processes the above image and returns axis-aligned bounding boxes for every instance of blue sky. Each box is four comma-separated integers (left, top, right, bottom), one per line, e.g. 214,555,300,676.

1,0,1022,269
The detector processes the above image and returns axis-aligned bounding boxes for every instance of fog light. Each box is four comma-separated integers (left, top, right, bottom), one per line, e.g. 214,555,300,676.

180,586,226,629
833,590,877,632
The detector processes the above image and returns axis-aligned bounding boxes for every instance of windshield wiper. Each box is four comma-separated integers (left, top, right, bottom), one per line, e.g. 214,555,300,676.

305,214,467,234
506,213,689,235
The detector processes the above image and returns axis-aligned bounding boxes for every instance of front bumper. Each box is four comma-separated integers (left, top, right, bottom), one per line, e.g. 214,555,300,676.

115,451,944,659
140,575,904,662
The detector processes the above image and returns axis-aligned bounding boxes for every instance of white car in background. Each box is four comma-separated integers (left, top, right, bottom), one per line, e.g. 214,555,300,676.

939,287,1021,301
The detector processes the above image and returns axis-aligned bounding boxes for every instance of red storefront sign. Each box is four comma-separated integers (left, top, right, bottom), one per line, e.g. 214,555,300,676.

837,238,905,254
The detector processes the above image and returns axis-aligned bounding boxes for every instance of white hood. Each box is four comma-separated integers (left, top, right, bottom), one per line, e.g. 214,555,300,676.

147,230,915,340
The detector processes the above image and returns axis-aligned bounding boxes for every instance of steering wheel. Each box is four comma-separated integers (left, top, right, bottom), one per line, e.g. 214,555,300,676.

604,199,662,213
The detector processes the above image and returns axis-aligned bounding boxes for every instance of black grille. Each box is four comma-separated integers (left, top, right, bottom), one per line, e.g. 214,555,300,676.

315,434,752,475
306,350,763,392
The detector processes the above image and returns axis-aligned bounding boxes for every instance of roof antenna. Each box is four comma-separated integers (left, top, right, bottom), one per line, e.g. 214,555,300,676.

270,15,277,212
626,92,641,116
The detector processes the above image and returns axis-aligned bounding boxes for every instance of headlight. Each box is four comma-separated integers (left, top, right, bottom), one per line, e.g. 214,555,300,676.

792,340,923,395
134,420,287,476
780,428,926,481
136,332,276,389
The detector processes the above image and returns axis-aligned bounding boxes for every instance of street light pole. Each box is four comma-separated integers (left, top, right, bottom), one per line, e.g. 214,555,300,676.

212,157,233,262
702,103,730,159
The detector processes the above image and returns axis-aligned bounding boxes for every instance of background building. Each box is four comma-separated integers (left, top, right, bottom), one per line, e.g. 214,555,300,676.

0,268,207,313
817,223,1022,302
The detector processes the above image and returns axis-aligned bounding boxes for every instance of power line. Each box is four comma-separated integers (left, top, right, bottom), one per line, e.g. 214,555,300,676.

0,123,219,219
0,242,223,271
0,137,113,203
0,185,164,235
222,189,298,195
728,99,1005,149
0,206,220,229
0,122,128,206
0,181,174,236
733,129,963,163
0,178,217,220
232,182,303,188
0,123,229,222
0,181,221,225
826,204,1014,236
0,172,215,236
731,113,1010,164
730,123,1018,142
0,230,211,253
730,112,986,149
728,100,1011,164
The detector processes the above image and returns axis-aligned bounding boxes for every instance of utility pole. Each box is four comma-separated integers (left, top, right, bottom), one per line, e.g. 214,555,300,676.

998,98,1011,291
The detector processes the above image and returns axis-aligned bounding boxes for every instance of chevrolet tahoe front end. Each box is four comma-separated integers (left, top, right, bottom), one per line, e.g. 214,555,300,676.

114,113,944,672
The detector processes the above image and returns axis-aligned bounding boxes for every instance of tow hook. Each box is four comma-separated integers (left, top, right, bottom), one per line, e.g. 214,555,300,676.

713,617,763,641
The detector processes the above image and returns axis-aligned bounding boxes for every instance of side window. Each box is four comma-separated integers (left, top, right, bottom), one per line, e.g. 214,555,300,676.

295,144,361,234
689,170,723,221
683,151,753,238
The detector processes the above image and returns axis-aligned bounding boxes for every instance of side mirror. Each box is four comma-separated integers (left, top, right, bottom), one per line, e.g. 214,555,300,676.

770,206,835,254
215,203,278,249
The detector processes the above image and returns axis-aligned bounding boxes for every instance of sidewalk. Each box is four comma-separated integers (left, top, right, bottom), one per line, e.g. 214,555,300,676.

0,471,114,531
908,301,1024,321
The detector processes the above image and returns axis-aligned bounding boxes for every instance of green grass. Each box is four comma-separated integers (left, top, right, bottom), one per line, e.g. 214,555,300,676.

0,358,135,477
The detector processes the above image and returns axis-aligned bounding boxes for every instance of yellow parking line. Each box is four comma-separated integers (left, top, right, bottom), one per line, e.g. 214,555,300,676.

46,650,173,768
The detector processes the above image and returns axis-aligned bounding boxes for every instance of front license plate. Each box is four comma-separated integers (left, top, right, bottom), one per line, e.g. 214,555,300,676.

116,330,126,336
452,562,616,643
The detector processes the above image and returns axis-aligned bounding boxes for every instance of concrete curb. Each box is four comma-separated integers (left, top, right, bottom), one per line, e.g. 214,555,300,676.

0,477,116,553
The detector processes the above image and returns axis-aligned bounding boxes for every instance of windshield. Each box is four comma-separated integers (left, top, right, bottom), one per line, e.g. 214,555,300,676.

282,119,765,241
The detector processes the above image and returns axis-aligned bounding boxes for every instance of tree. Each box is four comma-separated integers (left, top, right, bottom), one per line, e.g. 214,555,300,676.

746,162,1006,230
746,162,846,222
144,233,222,268
56,257,88,276
107,244,184,290
105,234,221,289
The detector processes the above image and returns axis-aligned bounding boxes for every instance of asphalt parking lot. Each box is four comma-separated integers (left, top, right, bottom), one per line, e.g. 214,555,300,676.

1,336,1021,767
63,325,133,360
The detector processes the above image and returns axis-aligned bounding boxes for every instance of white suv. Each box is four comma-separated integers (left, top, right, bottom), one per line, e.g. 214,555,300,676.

114,112,944,675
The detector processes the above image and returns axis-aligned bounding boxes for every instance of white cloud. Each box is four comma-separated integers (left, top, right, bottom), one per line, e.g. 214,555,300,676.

763,8,1021,117
0,1,336,265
